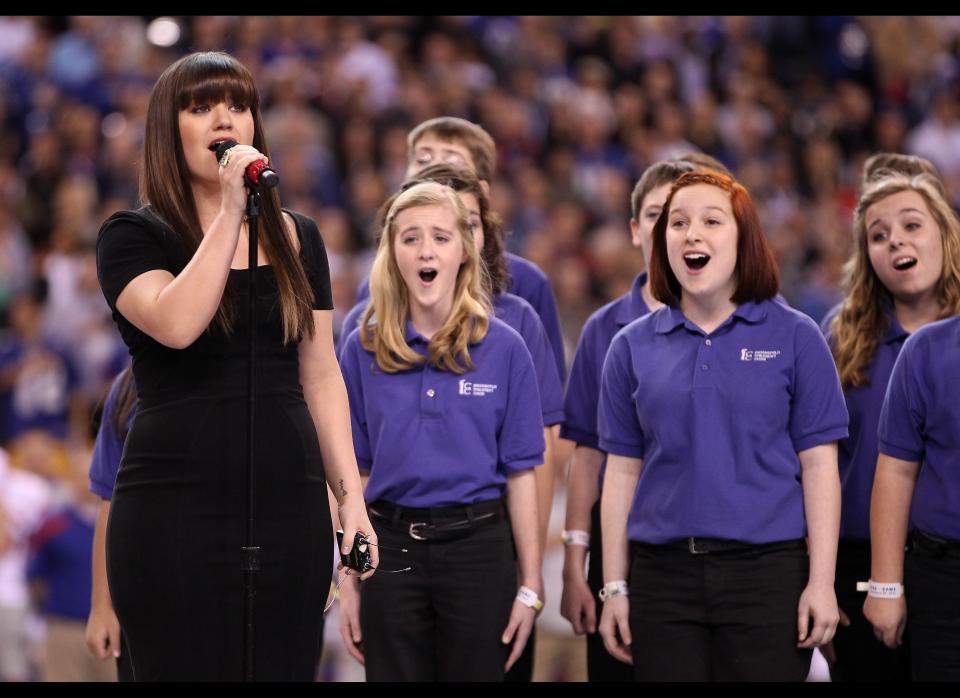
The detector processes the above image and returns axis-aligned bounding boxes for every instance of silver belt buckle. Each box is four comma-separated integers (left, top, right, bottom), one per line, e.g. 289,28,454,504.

688,537,707,555
409,522,428,541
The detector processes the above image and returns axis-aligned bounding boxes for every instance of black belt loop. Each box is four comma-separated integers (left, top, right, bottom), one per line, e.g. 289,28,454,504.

391,505,402,528
466,504,475,524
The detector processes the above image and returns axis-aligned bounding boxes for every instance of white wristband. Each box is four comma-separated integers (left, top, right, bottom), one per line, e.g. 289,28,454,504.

562,529,591,547
599,580,629,602
516,585,543,611
867,580,904,599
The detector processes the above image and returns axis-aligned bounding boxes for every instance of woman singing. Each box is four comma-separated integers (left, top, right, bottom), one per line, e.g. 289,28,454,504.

95,51,374,680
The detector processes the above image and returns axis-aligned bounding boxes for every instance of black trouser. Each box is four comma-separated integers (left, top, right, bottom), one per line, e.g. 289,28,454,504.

628,539,812,682
831,539,911,682
360,499,517,682
906,530,960,682
584,500,634,682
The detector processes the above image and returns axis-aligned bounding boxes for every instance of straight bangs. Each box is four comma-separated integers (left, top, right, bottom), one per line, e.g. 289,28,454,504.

175,58,258,112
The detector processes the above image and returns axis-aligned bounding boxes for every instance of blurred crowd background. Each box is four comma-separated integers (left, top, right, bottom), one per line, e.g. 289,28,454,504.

2,15,960,681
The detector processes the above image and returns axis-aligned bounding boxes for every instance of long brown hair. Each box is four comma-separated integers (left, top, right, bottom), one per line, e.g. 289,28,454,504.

140,51,314,342
649,171,780,306
830,173,960,388
360,182,490,374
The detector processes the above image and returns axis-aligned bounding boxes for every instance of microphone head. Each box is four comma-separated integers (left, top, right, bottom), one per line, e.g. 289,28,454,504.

210,139,238,161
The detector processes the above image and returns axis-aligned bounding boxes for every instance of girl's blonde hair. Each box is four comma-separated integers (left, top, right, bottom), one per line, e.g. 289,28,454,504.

830,172,960,388
360,182,490,373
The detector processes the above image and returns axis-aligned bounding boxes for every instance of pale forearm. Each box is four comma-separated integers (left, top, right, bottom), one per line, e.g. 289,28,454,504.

118,211,242,348
533,426,557,547
799,444,841,587
304,368,365,507
563,445,604,574
600,455,641,584
870,455,919,582
507,469,543,591
90,500,112,609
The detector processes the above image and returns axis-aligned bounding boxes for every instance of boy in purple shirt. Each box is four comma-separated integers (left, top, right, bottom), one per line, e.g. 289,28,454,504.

337,182,544,681
598,171,847,681
559,158,696,681
823,158,957,681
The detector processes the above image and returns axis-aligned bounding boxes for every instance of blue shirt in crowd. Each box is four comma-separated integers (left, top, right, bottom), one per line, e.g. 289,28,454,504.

821,306,909,541
599,299,848,545
340,292,563,426
878,315,960,540
355,252,566,382
27,505,97,621
339,317,545,508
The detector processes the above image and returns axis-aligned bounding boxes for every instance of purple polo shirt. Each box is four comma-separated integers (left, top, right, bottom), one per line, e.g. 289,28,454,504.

339,293,563,426
599,300,848,545
878,315,960,540
821,306,909,541
562,272,651,451
88,371,135,501
340,316,545,508
355,252,566,382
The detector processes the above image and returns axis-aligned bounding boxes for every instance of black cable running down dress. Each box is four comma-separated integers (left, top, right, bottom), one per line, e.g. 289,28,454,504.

96,207,333,681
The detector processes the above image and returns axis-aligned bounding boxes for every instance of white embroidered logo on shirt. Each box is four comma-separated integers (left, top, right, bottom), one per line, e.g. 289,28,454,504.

459,379,498,396
740,348,781,362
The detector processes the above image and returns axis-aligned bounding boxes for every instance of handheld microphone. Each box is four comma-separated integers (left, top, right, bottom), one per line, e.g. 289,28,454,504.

210,139,279,188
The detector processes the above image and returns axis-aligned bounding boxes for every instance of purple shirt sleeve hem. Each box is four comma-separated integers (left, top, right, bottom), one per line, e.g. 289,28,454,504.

793,427,849,454
598,439,644,459
877,441,922,463
543,408,565,427
89,482,113,500
503,455,544,473
559,425,599,449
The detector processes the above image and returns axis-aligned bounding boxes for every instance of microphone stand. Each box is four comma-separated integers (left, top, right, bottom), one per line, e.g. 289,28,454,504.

241,184,261,682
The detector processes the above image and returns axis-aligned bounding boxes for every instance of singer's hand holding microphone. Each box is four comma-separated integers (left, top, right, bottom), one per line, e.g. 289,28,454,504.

209,139,279,212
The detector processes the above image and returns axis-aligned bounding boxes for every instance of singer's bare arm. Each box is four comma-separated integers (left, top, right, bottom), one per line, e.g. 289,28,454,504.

114,145,268,349
300,310,377,580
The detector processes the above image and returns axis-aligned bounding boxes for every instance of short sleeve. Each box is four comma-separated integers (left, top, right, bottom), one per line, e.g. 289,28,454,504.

561,316,602,448
789,323,849,453
288,211,333,311
878,340,925,462
498,337,546,474
96,212,171,310
339,331,372,472
598,330,645,458
88,373,129,500
515,301,564,426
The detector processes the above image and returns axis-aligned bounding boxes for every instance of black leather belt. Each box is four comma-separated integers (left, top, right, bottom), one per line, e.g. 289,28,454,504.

639,536,807,555
369,498,506,541
911,529,960,558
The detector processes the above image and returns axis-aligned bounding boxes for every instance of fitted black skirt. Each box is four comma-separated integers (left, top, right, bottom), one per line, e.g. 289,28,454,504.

106,390,332,681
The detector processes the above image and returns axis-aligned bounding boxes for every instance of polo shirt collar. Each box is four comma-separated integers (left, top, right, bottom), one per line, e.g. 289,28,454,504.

404,320,429,346
883,308,910,345
654,299,769,335
614,272,650,328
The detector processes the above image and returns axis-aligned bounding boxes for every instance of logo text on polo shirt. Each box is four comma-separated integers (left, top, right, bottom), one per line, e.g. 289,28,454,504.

458,379,498,396
740,348,781,362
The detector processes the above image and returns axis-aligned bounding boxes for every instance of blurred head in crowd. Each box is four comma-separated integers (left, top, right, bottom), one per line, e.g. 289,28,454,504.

650,170,780,307
861,152,945,196
629,159,697,266
406,117,497,185
677,152,733,177
830,171,960,388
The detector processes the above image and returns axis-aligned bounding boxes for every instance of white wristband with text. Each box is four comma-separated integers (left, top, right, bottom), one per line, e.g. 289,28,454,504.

562,529,591,547
599,580,629,602
867,580,904,599
516,585,543,611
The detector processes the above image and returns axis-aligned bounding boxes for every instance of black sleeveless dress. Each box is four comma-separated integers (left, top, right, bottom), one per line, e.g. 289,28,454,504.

96,208,333,681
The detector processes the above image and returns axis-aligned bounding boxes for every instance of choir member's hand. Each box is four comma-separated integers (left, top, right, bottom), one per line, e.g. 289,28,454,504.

863,595,907,649
85,602,122,661
797,581,840,648
337,574,365,665
560,571,597,635
598,595,633,664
